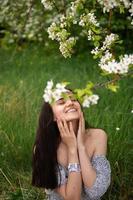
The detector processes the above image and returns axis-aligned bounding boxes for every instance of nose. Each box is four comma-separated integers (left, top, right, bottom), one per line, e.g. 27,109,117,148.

65,98,73,106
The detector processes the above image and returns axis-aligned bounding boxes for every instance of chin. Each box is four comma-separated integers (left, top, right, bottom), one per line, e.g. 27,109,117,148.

65,115,79,122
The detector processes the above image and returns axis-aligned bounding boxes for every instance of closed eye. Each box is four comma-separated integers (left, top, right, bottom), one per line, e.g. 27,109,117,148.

57,98,65,104
57,96,77,104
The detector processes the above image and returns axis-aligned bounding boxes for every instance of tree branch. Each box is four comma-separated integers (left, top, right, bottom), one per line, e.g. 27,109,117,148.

93,70,133,90
53,0,60,13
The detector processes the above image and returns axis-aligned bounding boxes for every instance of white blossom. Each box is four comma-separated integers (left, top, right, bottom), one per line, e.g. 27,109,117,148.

82,94,99,108
59,14,67,28
129,2,133,16
41,0,53,10
116,127,120,131
79,13,99,27
97,0,118,12
102,33,118,50
43,93,52,103
59,37,76,58
70,0,86,14
43,81,69,103
97,0,131,12
99,54,133,74
91,33,118,56
52,90,62,101
91,47,99,55
97,0,133,24
121,0,131,8
99,50,113,65
47,22,58,40
88,30,92,40
46,80,54,90
56,83,66,91
82,98,91,108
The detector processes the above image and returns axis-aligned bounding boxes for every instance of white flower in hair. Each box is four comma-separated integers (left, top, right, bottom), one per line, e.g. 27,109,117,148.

43,80,69,103
46,80,54,90
43,80,99,109
56,83,67,91
43,92,52,103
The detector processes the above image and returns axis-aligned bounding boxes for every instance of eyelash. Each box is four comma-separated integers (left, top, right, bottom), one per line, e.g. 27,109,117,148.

59,99,76,104
59,102,65,104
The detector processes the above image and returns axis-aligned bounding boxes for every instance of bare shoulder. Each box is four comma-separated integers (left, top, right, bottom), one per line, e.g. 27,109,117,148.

85,128,108,155
86,128,107,141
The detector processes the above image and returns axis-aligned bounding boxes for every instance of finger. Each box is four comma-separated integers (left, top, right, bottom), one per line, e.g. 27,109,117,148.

78,120,81,134
60,118,70,136
69,121,75,136
56,119,62,134
77,107,82,117
57,119,65,136
81,112,85,131
62,118,70,135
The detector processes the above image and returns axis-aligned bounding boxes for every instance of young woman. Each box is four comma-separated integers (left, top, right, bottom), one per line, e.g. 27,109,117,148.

32,90,111,200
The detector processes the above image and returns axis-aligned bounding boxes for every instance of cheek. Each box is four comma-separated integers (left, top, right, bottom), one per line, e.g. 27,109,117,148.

76,103,81,111
53,107,64,120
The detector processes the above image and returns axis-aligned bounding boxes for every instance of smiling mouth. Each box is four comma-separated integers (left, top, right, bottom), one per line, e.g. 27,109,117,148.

66,108,77,113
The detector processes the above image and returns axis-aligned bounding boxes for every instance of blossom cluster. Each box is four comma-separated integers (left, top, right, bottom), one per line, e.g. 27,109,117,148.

79,12,100,40
79,13,99,27
97,0,120,12
41,0,53,10
70,0,86,14
43,80,99,108
43,80,68,103
47,22,60,40
99,52,133,74
97,0,133,24
129,3,133,24
91,33,118,56
82,94,99,108
97,0,131,12
91,32,133,74
45,0,89,57
0,0,46,43
59,37,77,58
47,21,77,57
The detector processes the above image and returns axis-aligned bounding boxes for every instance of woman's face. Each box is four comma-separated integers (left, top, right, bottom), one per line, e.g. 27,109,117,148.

52,92,81,122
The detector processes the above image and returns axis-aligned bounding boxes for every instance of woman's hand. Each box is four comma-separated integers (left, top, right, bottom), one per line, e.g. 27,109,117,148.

57,118,77,151
77,112,86,148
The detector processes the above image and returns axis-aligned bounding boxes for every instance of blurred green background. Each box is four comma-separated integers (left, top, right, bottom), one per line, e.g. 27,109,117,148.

0,1,133,199
0,45,132,200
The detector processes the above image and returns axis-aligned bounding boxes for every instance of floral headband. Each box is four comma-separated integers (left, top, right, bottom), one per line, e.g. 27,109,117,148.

43,80,99,108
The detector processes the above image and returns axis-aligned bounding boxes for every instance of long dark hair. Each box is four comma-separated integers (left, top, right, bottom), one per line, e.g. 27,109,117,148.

32,102,61,189
32,92,93,189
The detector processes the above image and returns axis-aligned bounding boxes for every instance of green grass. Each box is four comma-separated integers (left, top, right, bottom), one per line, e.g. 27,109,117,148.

0,44,133,200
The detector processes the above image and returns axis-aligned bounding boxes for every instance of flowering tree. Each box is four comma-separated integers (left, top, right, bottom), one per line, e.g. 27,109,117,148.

0,0,47,44
0,0,133,107
41,0,133,108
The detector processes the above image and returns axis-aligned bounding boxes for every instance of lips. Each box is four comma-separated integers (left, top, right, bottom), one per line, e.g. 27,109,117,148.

66,108,77,113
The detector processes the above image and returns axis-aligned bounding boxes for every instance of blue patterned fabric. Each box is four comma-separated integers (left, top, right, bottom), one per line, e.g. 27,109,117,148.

45,155,111,200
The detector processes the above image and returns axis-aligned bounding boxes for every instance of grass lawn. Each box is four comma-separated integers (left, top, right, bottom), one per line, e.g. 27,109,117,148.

0,44,132,200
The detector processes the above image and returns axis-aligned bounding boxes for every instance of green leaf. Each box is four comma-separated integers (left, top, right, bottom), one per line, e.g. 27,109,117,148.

93,35,102,41
62,81,70,87
119,6,125,14
74,89,85,98
94,40,100,47
86,81,94,89
106,83,119,92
